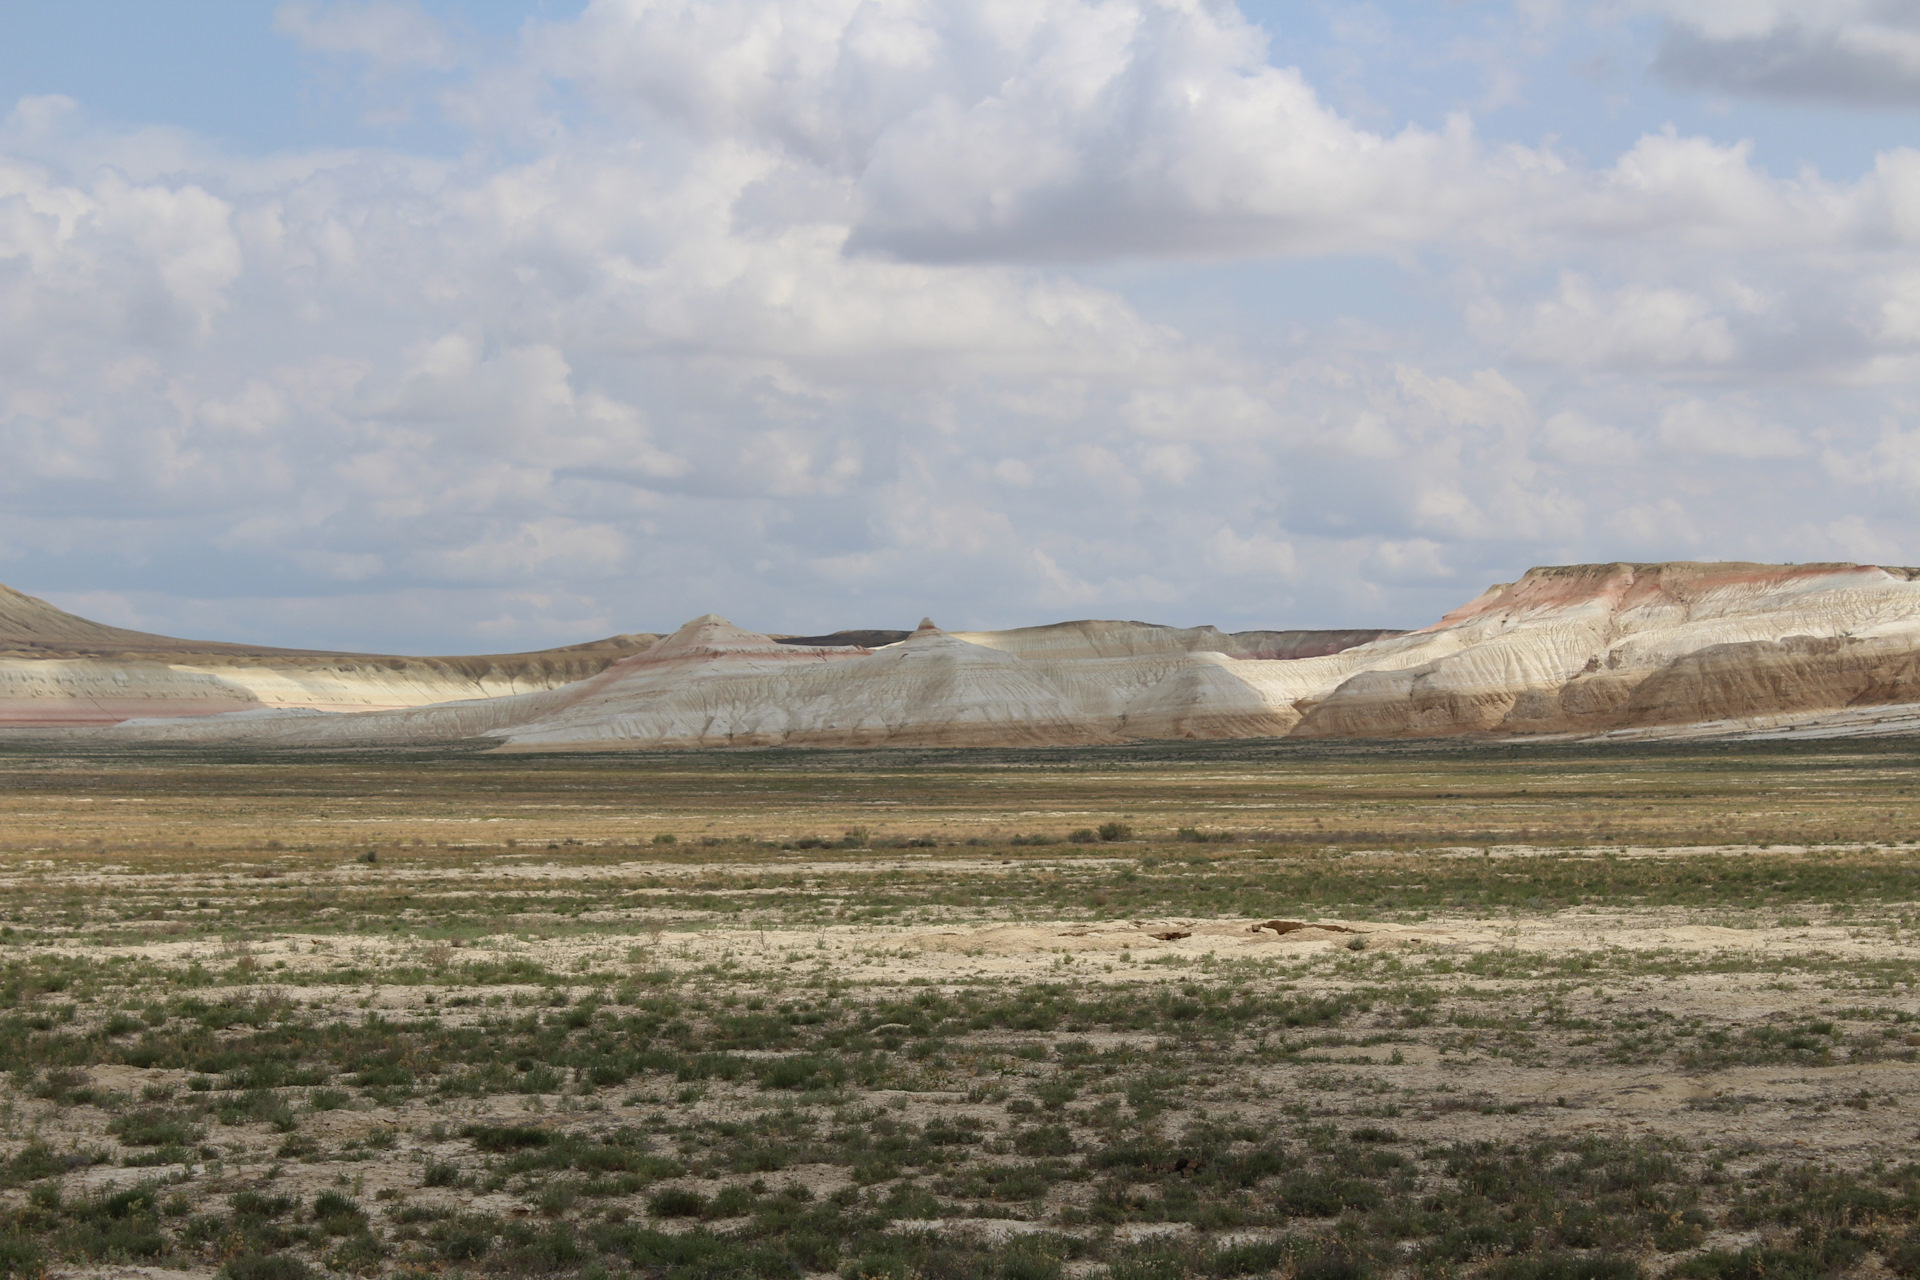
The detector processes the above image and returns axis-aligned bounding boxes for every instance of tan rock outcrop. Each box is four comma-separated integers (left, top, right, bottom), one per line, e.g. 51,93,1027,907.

1289,561,1920,737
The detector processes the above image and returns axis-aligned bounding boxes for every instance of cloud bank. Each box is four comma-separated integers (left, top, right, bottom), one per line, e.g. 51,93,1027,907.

2,0,1919,649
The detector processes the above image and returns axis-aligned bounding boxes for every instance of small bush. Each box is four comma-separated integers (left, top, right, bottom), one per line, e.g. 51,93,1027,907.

1014,1125,1077,1157
1889,1235,1920,1279
5,1142,95,1185
276,1135,319,1159
0,1236,44,1279
1664,1251,1786,1280
843,1253,915,1280
494,1222,584,1273
232,1191,297,1219
224,1255,311,1280
1068,829,1098,844
1096,822,1133,843
461,1124,550,1152
710,1184,755,1216
110,1110,204,1148
314,1191,366,1234
757,1055,842,1091
648,1187,707,1218
435,1222,494,1262
1487,1257,1642,1280
326,1231,387,1275
1276,1173,1382,1217
62,1183,167,1260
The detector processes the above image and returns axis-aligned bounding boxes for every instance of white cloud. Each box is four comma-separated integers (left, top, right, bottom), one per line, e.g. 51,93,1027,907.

1509,274,1736,369
5,1,1920,648
0,154,241,346
1824,422,1920,494
990,459,1035,487
1204,528,1297,579
1657,399,1805,459
1536,411,1641,465
1366,539,1453,583
536,0,1536,263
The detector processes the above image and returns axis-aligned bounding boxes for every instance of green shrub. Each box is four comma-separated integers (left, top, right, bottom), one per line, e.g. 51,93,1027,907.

461,1124,550,1152
1014,1125,1077,1157
4,1142,95,1185
842,1252,915,1280
0,1235,43,1279
1276,1173,1381,1217
110,1110,204,1147
997,1238,1066,1280
1670,1249,1826,1280
1487,1257,1642,1280
61,1183,167,1260
648,1187,707,1218
1296,1253,1371,1280
224,1253,311,1280
757,1055,842,1091
710,1185,756,1216
431,1217,496,1262
232,1191,297,1219
326,1231,387,1275
1889,1234,1920,1278
313,1191,366,1234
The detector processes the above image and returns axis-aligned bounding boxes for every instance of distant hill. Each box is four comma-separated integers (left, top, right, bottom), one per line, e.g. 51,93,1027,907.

22,563,1920,745
0,582,659,724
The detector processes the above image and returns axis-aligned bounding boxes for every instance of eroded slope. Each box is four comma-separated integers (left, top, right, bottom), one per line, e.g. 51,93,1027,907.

0,584,657,724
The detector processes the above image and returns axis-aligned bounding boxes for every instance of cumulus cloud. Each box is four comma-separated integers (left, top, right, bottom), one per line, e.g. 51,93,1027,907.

1508,275,1737,370
535,0,1540,263
1646,0,1920,107
0,145,242,347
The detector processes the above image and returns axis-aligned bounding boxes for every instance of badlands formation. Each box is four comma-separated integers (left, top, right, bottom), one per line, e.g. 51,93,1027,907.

0,582,657,725
8,560,1920,746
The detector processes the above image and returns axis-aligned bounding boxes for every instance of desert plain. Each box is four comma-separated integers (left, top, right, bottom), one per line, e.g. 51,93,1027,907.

0,736,1917,1280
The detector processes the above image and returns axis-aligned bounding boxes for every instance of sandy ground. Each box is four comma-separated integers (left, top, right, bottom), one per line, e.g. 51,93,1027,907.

6,839,1918,1279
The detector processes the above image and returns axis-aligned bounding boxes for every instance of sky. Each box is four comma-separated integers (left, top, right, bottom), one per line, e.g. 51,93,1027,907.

2,1,1919,652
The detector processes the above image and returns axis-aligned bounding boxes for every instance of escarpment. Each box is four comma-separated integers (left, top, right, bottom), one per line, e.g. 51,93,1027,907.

9,560,1920,745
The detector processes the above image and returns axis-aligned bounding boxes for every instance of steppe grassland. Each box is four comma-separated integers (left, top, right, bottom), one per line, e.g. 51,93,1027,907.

0,739,1919,1280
